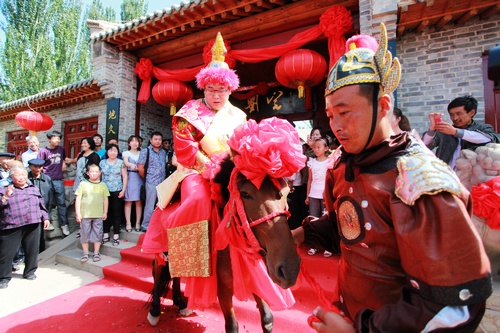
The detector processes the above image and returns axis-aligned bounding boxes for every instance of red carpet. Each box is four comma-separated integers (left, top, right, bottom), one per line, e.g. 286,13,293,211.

0,236,339,333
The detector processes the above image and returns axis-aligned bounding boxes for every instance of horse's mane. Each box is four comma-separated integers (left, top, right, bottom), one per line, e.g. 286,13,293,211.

213,155,234,206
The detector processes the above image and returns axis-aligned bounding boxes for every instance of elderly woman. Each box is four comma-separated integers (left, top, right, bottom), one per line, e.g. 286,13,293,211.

0,166,50,289
142,32,247,323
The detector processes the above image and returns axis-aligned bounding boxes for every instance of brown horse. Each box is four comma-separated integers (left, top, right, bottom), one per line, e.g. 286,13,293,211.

147,156,301,332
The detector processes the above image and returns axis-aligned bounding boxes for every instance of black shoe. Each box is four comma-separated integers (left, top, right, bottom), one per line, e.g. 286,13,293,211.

24,274,37,280
12,264,20,272
140,228,147,233
0,281,8,289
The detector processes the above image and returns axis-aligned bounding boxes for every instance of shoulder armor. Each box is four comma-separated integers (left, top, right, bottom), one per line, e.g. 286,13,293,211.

395,149,462,206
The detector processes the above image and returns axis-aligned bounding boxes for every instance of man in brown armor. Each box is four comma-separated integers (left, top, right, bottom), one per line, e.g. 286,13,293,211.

292,23,492,332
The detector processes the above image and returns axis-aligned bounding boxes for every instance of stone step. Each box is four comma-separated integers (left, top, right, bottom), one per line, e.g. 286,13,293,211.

55,231,155,292
74,236,137,260
56,248,120,278
54,230,144,276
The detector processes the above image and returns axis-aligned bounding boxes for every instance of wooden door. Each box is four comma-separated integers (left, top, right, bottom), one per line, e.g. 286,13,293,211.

7,130,29,160
64,117,99,159
483,53,500,132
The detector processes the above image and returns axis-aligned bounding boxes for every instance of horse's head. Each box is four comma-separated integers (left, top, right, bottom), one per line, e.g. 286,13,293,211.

235,172,300,289
221,117,307,289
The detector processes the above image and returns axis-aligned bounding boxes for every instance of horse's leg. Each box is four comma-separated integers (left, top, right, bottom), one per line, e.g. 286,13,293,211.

217,247,238,333
253,294,273,333
148,256,171,326
171,277,193,316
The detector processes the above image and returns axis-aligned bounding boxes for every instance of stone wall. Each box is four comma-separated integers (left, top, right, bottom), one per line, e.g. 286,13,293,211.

397,14,500,134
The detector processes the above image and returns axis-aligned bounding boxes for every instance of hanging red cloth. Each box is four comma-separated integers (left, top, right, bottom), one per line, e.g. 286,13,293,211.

134,5,353,104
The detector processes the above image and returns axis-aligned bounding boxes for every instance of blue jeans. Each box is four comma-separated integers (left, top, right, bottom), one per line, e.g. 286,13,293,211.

52,180,67,227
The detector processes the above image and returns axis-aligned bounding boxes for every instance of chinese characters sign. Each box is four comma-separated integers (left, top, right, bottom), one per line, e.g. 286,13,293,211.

106,98,120,141
230,86,316,118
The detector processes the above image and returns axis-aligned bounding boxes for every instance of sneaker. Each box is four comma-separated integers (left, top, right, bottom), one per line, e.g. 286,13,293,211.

307,248,318,256
45,223,55,231
61,225,70,236
323,250,333,258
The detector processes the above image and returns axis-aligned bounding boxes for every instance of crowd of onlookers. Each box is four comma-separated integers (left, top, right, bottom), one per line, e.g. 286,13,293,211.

0,130,175,288
1,94,499,290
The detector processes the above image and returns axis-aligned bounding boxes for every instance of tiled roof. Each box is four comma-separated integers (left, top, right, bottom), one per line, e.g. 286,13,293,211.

0,78,104,120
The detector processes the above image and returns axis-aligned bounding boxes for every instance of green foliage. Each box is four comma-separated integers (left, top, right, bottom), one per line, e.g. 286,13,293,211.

120,0,148,23
87,0,116,22
0,0,93,103
0,0,145,104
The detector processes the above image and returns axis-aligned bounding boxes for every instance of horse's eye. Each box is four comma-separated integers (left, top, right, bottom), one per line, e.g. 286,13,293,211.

240,191,252,200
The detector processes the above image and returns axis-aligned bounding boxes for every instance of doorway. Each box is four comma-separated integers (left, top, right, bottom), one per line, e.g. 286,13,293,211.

7,129,29,160
64,117,99,159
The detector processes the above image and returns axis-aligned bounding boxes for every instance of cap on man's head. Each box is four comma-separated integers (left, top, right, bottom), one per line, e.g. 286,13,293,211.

325,23,401,96
0,152,16,158
28,158,46,167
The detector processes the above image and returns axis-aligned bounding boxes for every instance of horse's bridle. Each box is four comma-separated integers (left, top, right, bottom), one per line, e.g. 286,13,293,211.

226,168,290,260
248,210,291,228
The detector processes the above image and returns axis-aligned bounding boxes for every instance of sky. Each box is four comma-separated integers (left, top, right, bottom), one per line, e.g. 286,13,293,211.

0,0,182,43
95,0,182,20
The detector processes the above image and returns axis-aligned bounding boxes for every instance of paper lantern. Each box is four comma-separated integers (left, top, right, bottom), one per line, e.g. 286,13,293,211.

152,79,194,116
15,111,54,136
275,49,327,109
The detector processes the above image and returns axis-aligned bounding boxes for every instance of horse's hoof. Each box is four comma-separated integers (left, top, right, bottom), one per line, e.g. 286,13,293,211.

179,308,193,316
147,312,160,326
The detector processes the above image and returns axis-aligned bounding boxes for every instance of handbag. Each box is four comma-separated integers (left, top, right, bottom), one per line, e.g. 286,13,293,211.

140,148,150,201
140,184,146,201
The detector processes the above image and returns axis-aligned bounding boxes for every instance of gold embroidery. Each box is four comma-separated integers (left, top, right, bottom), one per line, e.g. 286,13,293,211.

168,220,211,277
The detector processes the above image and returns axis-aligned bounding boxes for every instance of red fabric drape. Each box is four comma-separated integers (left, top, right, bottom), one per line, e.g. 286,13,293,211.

319,5,353,68
134,5,352,104
135,60,204,103
230,26,323,63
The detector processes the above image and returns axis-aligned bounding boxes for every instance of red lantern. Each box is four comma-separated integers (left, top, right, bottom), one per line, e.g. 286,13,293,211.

152,79,194,116
15,111,54,136
275,49,327,109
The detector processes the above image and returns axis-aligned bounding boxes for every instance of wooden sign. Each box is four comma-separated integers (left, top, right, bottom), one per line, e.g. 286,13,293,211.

230,86,317,118
106,98,120,142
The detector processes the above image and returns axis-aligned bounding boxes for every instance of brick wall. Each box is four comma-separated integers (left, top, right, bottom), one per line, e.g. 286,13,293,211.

139,97,173,142
1,99,107,149
397,14,500,134
91,40,138,151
